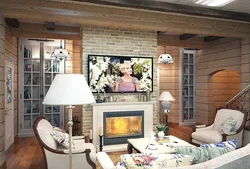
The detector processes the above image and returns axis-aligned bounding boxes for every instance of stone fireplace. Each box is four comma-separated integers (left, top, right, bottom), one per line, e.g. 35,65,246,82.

92,101,155,152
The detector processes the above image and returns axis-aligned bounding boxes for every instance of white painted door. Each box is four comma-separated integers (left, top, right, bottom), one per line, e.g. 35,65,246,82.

5,58,14,150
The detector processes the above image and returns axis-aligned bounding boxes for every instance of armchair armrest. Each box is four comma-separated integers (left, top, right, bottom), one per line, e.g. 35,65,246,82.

63,148,90,154
222,131,237,141
192,124,213,132
72,136,85,140
195,124,206,128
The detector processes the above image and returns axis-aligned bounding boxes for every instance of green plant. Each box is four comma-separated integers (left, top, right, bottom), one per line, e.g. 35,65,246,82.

156,123,168,132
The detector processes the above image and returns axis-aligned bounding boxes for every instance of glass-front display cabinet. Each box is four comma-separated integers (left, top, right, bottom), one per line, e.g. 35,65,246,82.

179,49,196,125
18,38,65,136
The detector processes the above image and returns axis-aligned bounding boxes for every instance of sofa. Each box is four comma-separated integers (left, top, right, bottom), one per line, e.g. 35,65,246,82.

97,143,250,169
170,143,250,169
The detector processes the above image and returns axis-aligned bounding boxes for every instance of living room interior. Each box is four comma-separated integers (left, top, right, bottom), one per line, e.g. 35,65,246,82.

1,0,250,168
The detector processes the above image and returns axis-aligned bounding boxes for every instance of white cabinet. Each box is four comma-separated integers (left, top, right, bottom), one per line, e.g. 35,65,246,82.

179,50,196,125
18,38,65,137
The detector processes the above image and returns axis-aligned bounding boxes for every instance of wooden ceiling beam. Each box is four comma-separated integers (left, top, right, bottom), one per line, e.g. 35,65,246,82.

5,18,19,28
46,22,55,31
158,34,206,49
179,34,197,40
204,36,223,42
9,22,81,40
1,1,250,38
75,0,250,22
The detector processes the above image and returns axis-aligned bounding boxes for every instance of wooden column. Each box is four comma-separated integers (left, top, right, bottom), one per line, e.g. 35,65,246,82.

0,13,6,166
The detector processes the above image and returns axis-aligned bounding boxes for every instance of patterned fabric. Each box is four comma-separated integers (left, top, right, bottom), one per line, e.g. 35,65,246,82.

218,116,237,134
175,146,232,164
50,128,74,149
120,153,194,169
201,139,238,151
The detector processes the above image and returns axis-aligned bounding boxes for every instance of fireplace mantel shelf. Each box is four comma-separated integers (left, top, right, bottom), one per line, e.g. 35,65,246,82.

91,101,156,106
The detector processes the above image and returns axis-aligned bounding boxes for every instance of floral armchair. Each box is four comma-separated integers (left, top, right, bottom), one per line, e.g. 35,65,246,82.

191,107,248,148
33,117,96,169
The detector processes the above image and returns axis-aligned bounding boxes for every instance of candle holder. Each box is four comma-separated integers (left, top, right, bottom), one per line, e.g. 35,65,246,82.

99,135,103,152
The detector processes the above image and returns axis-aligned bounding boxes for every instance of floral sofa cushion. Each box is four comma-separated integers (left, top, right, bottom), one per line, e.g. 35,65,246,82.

120,153,194,169
175,146,232,164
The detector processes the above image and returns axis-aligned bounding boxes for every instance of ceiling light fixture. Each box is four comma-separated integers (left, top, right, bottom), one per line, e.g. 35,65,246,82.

194,0,235,7
51,40,71,61
158,46,174,64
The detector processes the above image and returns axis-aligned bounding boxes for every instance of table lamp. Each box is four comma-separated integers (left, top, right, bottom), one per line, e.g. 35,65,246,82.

159,91,175,124
42,74,95,169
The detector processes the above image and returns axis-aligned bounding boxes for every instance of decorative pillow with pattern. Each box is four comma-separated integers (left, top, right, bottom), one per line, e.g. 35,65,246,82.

218,116,237,135
50,128,74,149
120,153,194,169
201,139,238,151
175,146,232,164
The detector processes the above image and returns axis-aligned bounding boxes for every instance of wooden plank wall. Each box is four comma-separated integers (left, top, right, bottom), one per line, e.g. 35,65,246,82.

0,14,6,165
212,70,240,118
196,38,242,124
158,46,180,123
65,40,82,134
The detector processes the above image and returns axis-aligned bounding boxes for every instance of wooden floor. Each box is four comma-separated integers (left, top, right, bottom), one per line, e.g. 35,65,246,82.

5,123,192,169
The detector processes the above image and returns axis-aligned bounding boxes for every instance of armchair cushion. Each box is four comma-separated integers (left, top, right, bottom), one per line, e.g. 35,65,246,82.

201,139,238,151
191,130,222,143
213,109,244,132
218,116,237,134
51,128,75,149
175,146,232,164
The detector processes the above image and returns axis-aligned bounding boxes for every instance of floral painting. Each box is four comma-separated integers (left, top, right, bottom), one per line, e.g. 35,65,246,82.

6,67,12,104
88,55,153,93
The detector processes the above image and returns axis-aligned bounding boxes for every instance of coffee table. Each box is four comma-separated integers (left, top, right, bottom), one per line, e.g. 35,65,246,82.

127,135,193,154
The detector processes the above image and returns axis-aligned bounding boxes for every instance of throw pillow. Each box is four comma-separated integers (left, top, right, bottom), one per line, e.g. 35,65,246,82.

201,139,238,151
175,146,232,164
120,153,194,169
218,116,237,135
50,128,74,149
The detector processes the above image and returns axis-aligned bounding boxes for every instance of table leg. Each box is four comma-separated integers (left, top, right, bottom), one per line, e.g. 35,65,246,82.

127,143,133,154
127,143,141,154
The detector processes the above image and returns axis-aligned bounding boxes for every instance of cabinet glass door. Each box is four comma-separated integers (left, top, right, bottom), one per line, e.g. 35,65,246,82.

18,39,65,136
180,50,196,125
43,45,64,127
23,42,41,129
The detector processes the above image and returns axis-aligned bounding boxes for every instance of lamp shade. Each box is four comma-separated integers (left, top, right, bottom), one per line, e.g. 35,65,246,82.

43,74,96,105
159,91,175,101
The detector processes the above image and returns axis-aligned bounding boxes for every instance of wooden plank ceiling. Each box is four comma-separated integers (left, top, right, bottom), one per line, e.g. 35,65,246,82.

1,0,250,42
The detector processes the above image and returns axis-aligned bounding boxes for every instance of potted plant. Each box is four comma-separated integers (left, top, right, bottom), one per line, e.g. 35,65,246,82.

156,123,169,137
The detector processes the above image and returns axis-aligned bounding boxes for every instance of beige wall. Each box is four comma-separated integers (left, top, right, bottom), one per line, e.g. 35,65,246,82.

81,26,158,135
196,38,243,124
212,70,240,118
157,46,180,123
